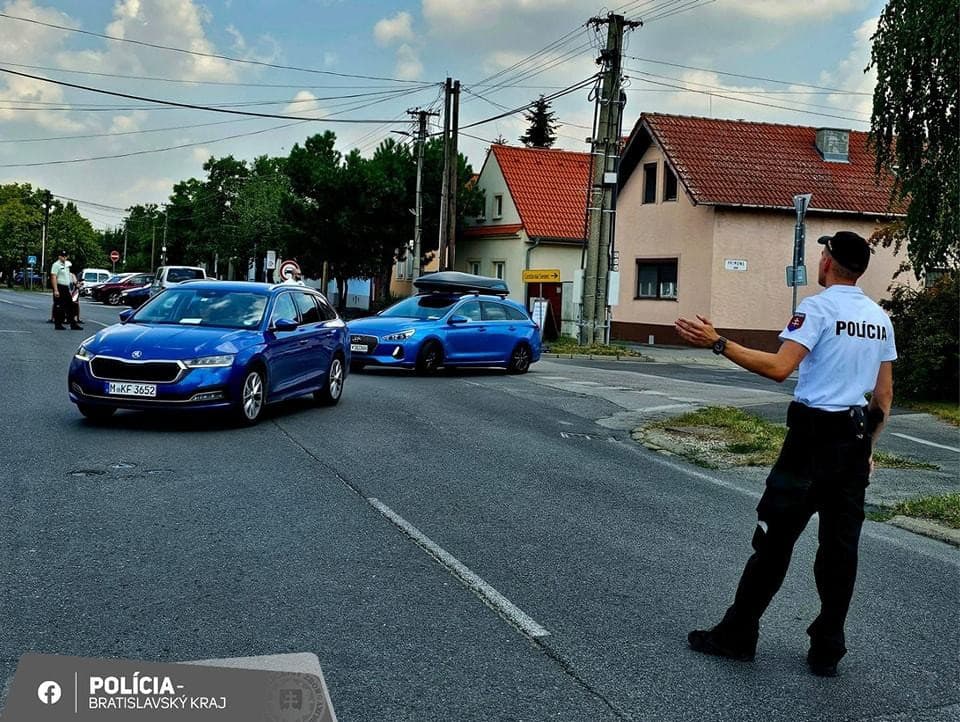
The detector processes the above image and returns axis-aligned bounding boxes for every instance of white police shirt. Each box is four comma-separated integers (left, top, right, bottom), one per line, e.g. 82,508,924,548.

779,285,897,412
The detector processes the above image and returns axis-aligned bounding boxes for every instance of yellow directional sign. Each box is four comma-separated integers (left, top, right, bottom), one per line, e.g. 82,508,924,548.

522,269,561,283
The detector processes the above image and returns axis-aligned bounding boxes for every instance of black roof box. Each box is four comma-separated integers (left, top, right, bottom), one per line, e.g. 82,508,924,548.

413,271,509,295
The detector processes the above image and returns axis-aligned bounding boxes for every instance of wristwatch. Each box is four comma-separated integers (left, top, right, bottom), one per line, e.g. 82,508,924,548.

712,336,728,355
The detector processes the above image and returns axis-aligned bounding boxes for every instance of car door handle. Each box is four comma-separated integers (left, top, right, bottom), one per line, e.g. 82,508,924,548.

477,328,487,332
508,326,516,331
299,339,309,345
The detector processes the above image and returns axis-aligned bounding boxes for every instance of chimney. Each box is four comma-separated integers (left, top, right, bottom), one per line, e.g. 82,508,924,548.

815,128,850,163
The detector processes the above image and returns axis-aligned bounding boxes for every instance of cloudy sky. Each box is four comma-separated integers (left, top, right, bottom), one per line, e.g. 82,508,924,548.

0,0,887,228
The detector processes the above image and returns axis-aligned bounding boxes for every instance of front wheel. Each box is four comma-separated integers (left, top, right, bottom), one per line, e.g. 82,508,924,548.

315,354,345,406
107,291,122,305
507,343,532,374
415,341,443,376
235,368,266,425
77,403,116,421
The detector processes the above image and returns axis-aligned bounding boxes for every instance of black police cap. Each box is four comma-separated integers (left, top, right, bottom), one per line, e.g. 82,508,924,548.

818,231,870,274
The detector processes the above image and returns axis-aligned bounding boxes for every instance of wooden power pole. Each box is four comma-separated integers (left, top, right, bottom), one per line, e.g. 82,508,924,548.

581,14,640,344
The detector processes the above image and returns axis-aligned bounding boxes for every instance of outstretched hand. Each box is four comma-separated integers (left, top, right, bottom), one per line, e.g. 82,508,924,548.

674,314,721,348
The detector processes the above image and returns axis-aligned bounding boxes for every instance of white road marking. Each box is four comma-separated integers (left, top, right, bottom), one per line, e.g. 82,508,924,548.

0,297,40,309
0,329,29,333
890,432,959,453
367,498,551,639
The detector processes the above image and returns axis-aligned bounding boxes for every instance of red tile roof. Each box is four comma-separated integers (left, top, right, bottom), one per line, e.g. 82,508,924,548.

463,223,523,238
632,113,904,216
490,144,591,241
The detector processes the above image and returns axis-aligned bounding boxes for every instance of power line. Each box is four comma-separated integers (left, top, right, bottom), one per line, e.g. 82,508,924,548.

458,76,598,132
0,12,427,84
0,66,429,123
0,121,309,168
626,55,873,95
0,60,436,90
626,74,870,124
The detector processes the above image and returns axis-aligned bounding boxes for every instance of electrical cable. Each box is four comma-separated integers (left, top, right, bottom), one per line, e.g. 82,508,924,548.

0,11,428,84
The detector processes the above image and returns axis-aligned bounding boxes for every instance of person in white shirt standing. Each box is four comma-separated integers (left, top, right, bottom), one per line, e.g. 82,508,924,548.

675,230,896,678
49,250,82,330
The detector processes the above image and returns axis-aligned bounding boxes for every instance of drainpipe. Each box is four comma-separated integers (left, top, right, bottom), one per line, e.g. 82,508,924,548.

525,238,540,270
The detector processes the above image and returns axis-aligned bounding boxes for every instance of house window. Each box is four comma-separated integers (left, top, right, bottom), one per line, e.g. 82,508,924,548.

493,194,503,219
405,254,414,278
468,260,481,276
664,164,678,202
636,259,678,300
642,163,657,204
395,259,406,280
493,261,505,280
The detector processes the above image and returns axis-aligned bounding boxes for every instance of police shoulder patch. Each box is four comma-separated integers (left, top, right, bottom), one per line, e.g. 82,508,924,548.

787,313,806,331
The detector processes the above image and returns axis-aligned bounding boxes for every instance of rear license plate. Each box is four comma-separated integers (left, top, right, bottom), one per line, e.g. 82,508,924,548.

107,382,157,397
350,343,368,353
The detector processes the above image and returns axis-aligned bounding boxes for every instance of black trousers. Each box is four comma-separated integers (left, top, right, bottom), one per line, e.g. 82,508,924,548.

719,402,870,660
54,284,76,325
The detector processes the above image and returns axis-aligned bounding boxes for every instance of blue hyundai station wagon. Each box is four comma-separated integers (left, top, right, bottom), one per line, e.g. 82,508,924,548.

68,281,349,424
348,272,541,375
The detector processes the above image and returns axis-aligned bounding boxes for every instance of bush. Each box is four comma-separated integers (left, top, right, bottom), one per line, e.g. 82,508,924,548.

880,273,959,401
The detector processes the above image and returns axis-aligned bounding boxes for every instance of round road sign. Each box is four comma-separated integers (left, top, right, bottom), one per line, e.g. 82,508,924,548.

110,250,120,262
277,259,301,281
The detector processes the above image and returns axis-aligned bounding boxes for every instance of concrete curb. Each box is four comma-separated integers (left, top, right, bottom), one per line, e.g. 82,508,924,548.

888,515,960,548
540,352,651,362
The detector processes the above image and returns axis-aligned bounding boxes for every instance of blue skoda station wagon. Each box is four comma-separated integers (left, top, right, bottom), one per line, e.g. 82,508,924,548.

68,281,349,424
348,273,542,375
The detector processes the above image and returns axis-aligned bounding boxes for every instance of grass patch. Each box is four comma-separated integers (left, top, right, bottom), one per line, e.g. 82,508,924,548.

641,406,937,470
867,493,960,529
902,400,960,426
545,335,642,358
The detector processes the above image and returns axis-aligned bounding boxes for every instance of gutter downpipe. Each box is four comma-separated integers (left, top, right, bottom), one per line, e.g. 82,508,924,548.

525,237,541,313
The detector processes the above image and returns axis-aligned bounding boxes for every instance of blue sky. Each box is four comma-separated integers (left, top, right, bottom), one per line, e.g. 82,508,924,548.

0,0,889,228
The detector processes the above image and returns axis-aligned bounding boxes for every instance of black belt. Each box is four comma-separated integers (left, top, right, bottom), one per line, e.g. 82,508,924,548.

787,401,868,439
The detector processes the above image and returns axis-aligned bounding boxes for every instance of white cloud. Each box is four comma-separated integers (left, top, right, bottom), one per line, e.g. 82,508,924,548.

373,11,415,46
284,91,327,118
108,110,149,134
394,44,423,80
423,0,572,32
727,0,868,21
191,147,211,164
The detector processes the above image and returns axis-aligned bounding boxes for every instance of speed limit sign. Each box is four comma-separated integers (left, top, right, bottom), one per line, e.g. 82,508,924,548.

276,259,301,281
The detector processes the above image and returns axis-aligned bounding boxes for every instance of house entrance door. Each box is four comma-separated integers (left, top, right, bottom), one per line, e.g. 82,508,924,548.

525,282,562,340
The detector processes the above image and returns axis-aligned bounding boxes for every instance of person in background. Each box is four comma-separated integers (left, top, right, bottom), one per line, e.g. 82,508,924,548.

50,250,82,330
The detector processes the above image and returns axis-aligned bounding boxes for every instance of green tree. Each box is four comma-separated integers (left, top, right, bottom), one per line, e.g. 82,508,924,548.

868,0,959,275
48,202,104,272
881,273,959,400
519,96,559,148
0,183,43,277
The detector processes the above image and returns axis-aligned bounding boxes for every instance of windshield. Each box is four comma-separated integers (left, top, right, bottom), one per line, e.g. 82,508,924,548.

133,288,267,329
380,295,458,320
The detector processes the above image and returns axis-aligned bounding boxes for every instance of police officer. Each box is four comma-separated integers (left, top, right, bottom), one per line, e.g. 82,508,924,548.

50,250,82,330
674,230,896,677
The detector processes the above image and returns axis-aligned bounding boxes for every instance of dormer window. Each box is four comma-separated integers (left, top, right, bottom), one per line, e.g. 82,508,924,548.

816,128,850,163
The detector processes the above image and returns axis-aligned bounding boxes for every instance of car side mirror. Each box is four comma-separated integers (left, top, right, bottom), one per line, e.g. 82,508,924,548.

448,315,468,325
273,317,299,332
118,309,134,323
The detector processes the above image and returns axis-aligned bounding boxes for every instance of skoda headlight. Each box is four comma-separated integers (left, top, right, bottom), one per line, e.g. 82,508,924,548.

74,339,95,361
383,329,415,342
183,354,235,368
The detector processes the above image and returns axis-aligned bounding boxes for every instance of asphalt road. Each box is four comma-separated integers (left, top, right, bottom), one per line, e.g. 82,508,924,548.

1,290,958,721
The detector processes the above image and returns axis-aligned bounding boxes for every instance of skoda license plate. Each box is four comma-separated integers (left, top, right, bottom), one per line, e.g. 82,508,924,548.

107,382,156,397
350,343,367,353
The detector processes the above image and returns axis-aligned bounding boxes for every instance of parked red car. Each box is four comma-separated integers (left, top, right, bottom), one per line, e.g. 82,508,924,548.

90,272,153,305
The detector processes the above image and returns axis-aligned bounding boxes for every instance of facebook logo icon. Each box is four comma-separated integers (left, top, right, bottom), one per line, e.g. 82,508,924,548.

37,681,62,705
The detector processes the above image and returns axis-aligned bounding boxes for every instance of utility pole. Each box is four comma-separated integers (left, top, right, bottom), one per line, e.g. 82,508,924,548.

446,80,461,270
122,226,128,267
580,13,640,345
408,107,438,279
40,190,51,289
150,216,156,272
161,208,168,266
438,78,453,269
